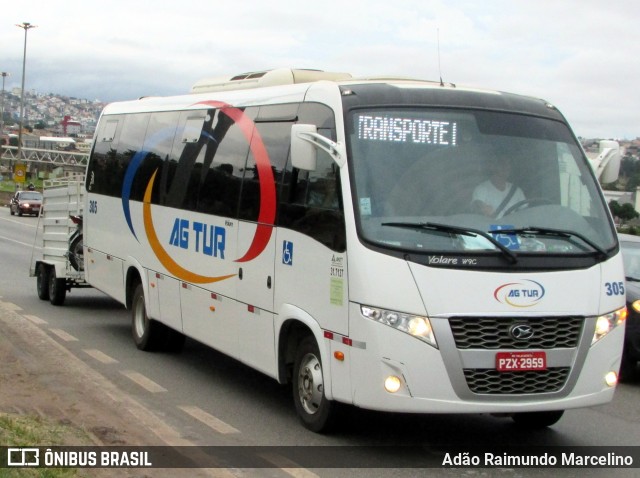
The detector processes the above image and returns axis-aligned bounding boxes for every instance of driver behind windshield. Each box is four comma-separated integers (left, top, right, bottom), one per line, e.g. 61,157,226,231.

471,154,525,218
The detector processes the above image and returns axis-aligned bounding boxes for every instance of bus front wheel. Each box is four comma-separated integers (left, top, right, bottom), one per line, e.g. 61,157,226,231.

293,336,335,433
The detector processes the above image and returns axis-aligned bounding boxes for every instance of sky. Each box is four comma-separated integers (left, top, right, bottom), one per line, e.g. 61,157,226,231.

1,0,638,139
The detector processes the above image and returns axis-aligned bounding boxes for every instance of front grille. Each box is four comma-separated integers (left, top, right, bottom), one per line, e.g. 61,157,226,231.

464,368,570,394
449,316,584,349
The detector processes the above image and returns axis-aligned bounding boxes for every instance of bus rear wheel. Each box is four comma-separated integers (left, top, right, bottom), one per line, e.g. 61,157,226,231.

293,336,335,433
131,283,185,353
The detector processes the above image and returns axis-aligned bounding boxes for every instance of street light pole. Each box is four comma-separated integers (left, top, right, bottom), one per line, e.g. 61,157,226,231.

15,22,36,183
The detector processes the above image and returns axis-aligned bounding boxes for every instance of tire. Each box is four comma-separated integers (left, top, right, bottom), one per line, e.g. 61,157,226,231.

131,283,185,352
69,234,84,271
48,268,67,306
36,264,50,300
512,410,564,428
293,336,335,432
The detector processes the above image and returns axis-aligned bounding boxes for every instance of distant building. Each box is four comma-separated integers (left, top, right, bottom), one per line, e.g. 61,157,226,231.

61,115,81,136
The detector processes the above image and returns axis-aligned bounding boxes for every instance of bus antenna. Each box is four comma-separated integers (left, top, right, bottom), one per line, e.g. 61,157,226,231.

438,28,444,86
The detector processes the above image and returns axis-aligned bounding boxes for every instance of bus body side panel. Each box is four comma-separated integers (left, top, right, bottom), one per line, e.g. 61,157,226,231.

181,281,239,357
274,227,350,399
84,194,129,305
148,271,182,332
235,220,277,377
142,205,240,352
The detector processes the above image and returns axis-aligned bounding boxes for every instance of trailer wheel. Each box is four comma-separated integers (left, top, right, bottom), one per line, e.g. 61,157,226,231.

512,410,564,428
36,264,50,301
48,268,67,306
293,336,335,432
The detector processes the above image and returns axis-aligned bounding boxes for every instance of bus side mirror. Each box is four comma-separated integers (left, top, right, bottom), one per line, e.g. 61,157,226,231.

291,124,318,171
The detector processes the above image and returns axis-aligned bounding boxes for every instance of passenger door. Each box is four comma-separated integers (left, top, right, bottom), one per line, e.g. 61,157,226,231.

234,110,296,376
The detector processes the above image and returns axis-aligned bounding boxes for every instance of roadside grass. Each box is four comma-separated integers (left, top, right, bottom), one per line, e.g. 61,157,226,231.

0,413,85,477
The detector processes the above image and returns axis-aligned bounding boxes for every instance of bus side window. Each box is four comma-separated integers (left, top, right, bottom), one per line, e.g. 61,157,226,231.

280,148,345,252
238,119,293,221
194,108,256,217
116,113,151,202
87,116,123,195
276,102,346,251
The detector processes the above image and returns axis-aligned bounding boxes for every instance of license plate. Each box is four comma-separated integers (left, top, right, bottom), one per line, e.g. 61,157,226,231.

496,351,546,372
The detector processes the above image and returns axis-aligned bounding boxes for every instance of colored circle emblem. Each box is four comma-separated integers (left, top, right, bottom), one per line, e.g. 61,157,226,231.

493,280,545,308
121,100,276,284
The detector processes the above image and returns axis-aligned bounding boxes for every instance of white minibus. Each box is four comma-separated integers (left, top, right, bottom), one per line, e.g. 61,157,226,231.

81,69,626,431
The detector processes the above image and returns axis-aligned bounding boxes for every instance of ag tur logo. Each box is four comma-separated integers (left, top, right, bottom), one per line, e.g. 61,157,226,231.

494,280,545,308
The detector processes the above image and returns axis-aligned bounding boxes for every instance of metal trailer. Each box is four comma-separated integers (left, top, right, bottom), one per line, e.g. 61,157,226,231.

30,175,91,305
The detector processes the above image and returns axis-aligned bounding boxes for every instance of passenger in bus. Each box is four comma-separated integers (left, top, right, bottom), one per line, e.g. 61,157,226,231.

471,154,525,218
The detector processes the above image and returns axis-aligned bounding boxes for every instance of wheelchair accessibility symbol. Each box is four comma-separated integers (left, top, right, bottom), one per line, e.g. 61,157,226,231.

490,225,520,250
282,241,294,266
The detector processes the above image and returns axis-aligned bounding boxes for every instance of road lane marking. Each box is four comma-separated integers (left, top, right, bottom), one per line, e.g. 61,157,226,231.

0,234,40,249
178,405,240,435
23,314,48,325
120,370,167,393
83,349,119,364
0,301,23,311
0,216,38,228
258,453,320,478
50,328,79,342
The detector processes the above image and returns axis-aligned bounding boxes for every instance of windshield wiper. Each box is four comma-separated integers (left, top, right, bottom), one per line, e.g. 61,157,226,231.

626,276,640,282
493,226,607,257
382,221,518,264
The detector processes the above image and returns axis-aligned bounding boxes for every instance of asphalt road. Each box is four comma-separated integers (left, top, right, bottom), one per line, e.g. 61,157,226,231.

1,207,639,477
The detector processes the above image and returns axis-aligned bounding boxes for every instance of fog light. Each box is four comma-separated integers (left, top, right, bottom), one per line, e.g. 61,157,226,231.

384,375,402,393
605,371,618,387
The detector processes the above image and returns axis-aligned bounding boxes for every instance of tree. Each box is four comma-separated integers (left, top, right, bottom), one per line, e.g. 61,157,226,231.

609,200,639,225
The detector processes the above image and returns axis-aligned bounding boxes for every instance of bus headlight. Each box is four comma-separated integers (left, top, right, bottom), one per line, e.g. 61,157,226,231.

361,305,437,348
592,307,627,345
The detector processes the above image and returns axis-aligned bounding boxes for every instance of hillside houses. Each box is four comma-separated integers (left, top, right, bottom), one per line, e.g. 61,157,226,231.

2,88,104,136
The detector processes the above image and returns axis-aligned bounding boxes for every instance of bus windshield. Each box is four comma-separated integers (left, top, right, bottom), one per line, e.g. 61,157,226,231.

347,108,616,258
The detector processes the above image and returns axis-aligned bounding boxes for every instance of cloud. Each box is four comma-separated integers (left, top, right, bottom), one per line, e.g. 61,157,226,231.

2,0,638,138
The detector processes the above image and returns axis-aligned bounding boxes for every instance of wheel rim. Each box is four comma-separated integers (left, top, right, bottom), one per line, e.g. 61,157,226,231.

297,352,324,415
133,295,146,339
